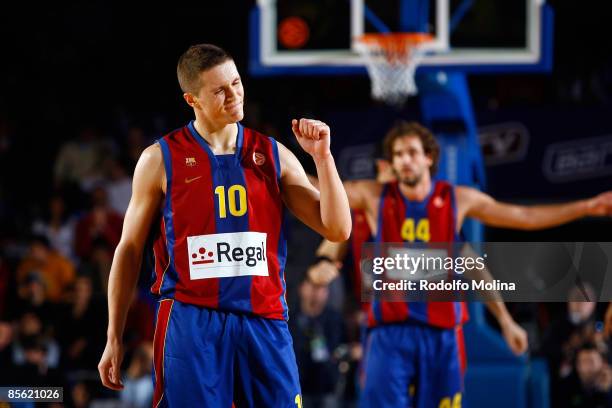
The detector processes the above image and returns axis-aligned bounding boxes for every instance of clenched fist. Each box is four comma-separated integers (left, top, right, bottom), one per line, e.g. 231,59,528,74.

291,118,331,160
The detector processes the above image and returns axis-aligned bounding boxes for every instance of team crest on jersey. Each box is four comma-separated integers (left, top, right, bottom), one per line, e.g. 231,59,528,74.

253,152,266,166
433,196,444,208
185,157,197,167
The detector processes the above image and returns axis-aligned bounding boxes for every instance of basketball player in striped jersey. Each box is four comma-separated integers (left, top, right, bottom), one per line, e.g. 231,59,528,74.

312,121,612,408
98,44,351,407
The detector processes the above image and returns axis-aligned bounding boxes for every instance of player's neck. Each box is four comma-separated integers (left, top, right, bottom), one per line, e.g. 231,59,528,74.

398,177,432,202
193,118,237,154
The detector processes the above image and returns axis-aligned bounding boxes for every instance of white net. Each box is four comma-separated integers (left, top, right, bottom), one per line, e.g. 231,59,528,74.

356,34,433,106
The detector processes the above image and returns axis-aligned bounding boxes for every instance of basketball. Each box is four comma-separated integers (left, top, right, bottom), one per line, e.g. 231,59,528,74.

278,16,310,49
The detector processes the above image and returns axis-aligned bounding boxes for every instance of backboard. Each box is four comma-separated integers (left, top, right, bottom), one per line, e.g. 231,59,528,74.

250,0,553,76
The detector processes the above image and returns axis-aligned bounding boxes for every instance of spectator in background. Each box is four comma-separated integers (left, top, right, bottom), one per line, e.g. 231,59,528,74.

560,343,612,408
0,115,20,223
104,157,132,216
14,273,56,327
12,311,60,371
32,195,77,262
12,334,63,387
541,285,599,405
0,256,12,318
75,186,123,260
54,126,114,192
120,342,154,408
0,321,14,384
77,237,113,294
70,381,92,408
289,275,347,408
58,275,107,372
125,126,150,172
16,235,76,303
542,286,597,373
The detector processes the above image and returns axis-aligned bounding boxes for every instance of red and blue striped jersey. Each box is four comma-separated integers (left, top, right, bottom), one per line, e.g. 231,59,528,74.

350,209,373,313
367,180,469,329
150,121,288,320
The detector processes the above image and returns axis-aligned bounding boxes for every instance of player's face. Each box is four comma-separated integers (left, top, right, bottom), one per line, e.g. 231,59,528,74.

194,60,244,124
390,135,432,187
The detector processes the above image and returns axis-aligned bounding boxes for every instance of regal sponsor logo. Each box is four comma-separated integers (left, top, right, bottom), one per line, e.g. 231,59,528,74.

187,232,268,279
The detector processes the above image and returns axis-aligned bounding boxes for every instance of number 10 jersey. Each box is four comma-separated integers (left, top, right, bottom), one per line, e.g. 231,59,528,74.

150,121,289,320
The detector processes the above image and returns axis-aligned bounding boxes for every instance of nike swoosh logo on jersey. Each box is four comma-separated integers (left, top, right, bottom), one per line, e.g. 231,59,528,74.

185,176,203,184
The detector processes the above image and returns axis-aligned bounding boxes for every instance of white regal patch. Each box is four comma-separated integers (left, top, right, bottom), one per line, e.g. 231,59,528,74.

187,232,268,279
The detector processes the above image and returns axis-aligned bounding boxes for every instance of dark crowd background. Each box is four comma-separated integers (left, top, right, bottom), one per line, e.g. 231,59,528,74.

1,1,612,407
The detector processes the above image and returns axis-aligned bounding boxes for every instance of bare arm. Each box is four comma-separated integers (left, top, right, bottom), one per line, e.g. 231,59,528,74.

484,301,528,355
279,119,351,242
306,239,349,285
99,144,164,390
459,244,527,355
457,186,612,230
317,239,349,261
308,175,377,211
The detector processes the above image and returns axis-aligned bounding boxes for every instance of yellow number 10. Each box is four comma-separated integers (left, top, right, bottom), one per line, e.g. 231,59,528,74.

295,394,303,408
214,185,247,218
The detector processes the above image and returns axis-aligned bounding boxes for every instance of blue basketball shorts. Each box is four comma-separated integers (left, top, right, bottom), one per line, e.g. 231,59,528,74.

360,322,465,408
152,299,302,407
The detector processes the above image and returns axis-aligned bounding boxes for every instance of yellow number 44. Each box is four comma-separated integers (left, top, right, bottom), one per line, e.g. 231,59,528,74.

438,392,462,408
401,218,430,242
214,185,247,218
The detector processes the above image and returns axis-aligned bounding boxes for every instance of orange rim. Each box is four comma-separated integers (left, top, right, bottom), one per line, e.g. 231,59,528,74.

358,33,434,48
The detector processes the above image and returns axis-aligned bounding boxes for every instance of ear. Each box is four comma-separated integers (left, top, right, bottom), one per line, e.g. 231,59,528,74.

425,154,433,169
183,93,199,109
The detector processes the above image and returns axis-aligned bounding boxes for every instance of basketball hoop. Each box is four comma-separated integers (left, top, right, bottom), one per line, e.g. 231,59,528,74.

356,33,434,106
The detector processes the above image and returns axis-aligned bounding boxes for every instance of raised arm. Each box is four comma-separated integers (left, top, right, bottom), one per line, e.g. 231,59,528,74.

98,144,164,390
457,186,612,230
308,174,377,211
278,119,351,242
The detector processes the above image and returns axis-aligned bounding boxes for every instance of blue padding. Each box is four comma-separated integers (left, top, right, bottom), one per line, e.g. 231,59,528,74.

465,303,527,363
417,72,485,242
464,364,528,408
528,359,550,408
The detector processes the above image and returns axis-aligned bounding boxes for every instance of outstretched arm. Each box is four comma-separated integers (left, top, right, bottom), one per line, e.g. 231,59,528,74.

457,186,612,230
99,144,164,390
308,174,378,211
308,156,390,211
279,119,351,242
